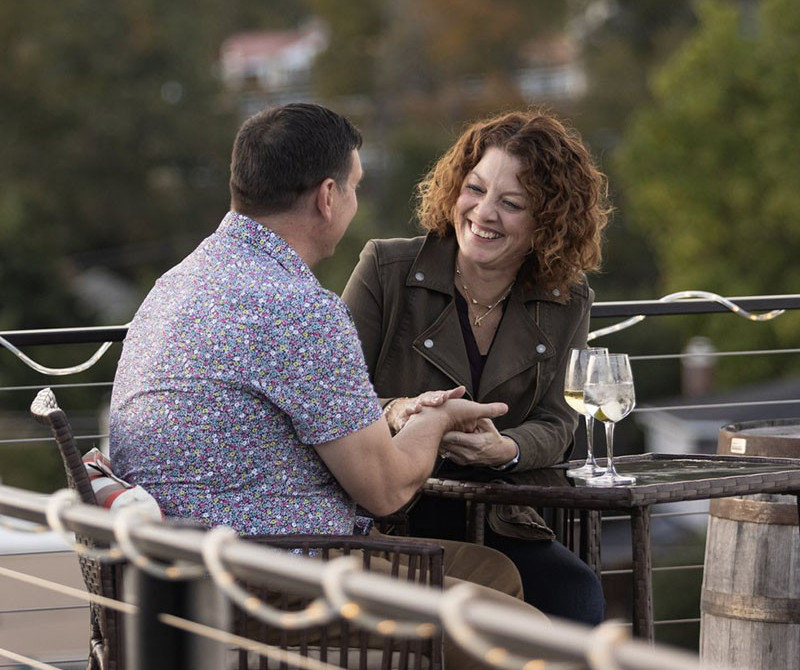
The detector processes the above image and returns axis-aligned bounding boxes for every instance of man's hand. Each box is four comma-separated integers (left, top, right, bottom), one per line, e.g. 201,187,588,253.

384,386,467,433
315,392,506,517
409,397,508,434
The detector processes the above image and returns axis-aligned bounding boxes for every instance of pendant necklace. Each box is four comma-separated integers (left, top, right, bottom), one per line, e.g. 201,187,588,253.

455,263,514,327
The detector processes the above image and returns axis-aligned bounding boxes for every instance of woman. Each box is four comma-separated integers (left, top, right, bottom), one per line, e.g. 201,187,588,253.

342,109,611,624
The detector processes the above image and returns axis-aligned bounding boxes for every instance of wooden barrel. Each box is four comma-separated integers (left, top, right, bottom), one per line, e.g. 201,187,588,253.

700,419,800,670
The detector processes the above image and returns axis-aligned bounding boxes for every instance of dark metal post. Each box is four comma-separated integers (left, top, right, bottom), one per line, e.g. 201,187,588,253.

126,566,228,670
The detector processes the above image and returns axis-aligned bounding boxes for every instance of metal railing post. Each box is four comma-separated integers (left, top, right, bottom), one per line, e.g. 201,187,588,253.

127,568,228,670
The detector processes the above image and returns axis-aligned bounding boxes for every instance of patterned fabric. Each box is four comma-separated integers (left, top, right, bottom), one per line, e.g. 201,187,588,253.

83,448,163,518
110,212,382,535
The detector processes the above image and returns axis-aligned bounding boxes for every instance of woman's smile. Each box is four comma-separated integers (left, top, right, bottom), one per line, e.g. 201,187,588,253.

454,147,534,274
469,222,503,240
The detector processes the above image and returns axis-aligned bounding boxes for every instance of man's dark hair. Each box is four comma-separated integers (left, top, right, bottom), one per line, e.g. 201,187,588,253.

229,103,362,217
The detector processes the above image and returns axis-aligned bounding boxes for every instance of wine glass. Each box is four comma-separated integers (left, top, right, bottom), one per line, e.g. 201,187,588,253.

582,353,637,487
564,346,608,478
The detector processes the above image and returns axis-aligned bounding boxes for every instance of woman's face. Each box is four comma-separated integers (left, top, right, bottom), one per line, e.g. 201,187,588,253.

453,147,534,274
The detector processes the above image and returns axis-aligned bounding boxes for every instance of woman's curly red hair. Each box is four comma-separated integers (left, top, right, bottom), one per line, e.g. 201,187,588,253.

415,109,611,292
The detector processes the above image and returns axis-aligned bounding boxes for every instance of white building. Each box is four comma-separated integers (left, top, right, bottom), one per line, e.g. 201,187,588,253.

219,20,328,98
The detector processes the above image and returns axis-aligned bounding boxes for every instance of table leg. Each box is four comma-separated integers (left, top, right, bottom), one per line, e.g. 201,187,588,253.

795,491,800,525
630,506,654,642
465,501,485,544
580,509,602,579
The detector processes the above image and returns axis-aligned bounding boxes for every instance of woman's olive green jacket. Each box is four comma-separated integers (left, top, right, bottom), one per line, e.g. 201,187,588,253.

342,233,593,539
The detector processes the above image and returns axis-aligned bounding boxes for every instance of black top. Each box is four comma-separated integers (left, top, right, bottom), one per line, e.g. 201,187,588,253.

454,289,508,395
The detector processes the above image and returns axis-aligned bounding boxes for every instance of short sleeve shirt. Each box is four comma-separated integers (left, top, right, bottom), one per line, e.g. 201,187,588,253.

109,212,382,535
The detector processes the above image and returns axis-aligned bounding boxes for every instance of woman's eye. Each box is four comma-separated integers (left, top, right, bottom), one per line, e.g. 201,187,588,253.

503,200,523,210
466,183,484,194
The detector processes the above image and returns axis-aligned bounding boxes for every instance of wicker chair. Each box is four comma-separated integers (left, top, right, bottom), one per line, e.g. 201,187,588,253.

236,534,444,670
32,388,445,670
30,387,125,670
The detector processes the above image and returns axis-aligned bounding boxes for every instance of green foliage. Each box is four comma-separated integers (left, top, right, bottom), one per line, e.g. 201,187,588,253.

1,443,67,494
0,0,291,333
573,0,698,303
615,0,800,385
308,0,383,97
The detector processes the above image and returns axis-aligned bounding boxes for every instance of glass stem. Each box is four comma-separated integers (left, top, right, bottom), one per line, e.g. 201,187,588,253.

604,420,618,475
584,414,596,466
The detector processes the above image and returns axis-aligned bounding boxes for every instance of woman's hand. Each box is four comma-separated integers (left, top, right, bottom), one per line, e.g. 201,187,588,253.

439,418,518,467
383,386,467,434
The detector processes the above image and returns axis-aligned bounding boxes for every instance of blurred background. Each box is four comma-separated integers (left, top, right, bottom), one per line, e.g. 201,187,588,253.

3,2,800,475
4,0,800,499
2,0,800,653
4,0,799,390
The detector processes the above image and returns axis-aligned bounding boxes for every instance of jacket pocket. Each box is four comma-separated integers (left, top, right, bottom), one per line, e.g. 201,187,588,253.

487,503,556,541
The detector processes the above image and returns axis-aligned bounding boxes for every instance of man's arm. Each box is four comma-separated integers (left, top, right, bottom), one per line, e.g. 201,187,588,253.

314,398,507,517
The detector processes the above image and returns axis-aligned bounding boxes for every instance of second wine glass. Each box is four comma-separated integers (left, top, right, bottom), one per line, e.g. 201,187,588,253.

583,352,637,487
564,347,608,478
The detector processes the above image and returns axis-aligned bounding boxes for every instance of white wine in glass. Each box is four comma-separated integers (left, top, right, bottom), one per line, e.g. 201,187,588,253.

583,352,637,487
564,347,608,478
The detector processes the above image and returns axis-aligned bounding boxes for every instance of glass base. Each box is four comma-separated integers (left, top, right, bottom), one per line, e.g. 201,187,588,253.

566,462,606,478
583,471,636,487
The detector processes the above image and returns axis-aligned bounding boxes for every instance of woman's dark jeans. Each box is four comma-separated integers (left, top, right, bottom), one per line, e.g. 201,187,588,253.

408,496,605,626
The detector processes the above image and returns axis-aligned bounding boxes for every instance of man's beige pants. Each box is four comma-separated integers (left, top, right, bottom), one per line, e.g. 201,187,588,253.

379,535,547,670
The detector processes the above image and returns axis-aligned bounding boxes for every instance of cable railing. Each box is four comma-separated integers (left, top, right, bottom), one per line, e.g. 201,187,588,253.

0,484,731,670
1,292,799,665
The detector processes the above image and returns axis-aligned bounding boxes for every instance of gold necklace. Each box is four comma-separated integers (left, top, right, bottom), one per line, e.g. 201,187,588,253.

455,264,514,327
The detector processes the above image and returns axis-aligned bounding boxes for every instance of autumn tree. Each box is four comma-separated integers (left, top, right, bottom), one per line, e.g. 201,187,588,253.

307,0,570,251
615,0,800,383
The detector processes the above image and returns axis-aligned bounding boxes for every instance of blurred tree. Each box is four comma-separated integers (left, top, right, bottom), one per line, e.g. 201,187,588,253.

308,0,383,98
615,0,800,384
2,1,219,330
0,0,309,335
0,0,306,402
569,0,698,302
574,0,698,145
309,0,570,245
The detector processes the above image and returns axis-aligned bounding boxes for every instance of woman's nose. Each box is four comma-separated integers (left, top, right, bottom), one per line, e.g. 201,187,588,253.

473,195,497,222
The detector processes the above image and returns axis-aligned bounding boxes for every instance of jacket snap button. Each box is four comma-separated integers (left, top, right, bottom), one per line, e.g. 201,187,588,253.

414,272,425,281
536,344,546,354
424,339,434,349
552,288,561,297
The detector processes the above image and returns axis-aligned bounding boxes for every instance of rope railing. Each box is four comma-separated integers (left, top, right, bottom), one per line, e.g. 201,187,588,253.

1,295,795,665
0,484,731,670
0,332,121,376
587,291,790,341
1,292,798,376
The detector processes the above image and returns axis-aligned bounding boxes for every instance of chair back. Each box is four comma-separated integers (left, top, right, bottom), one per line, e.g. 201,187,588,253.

31,387,97,505
30,387,126,670
30,388,444,670
237,534,445,670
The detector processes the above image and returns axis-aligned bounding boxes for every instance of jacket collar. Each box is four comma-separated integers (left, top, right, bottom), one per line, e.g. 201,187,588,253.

407,232,564,399
406,232,571,305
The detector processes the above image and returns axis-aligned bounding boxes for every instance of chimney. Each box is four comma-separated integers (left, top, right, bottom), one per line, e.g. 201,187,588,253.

681,336,716,397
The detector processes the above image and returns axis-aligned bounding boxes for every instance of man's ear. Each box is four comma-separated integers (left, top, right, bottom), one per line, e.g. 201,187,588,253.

315,178,336,223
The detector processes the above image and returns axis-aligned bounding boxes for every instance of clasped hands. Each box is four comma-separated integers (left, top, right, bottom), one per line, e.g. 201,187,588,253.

384,386,517,467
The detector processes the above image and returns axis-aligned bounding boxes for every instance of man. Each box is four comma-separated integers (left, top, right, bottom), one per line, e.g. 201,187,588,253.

110,103,545,668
